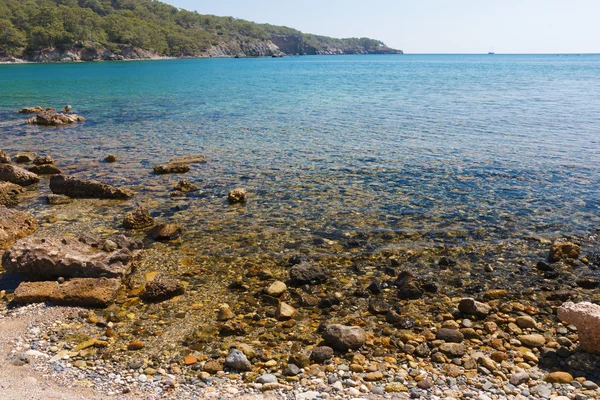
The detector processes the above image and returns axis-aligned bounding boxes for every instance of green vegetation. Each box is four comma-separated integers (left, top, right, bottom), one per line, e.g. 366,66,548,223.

0,0,396,58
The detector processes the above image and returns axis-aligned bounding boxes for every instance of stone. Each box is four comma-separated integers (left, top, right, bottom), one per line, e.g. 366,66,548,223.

439,343,466,357
153,163,190,174
13,278,121,307
148,224,182,241
322,324,366,350
516,315,537,329
0,164,40,186
257,374,277,384
217,304,235,321
0,207,37,250
3,236,137,280
104,155,118,163
265,280,287,297
173,180,198,192
28,164,62,175
33,155,53,165
283,363,300,376
123,206,154,229
365,371,384,381
385,382,408,393
25,111,85,126
310,346,334,363
558,302,600,354
15,152,37,163
50,174,133,199
550,242,581,262
518,334,546,348
544,371,573,384
128,340,144,350
0,182,24,206
510,372,530,386
276,302,297,320
436,328,464,343
0,150,11,163
224,349,251,371
576,277,599,289
18,106,44,114
46,194,72,205
289,261,329,284
458,298,491,316
184,355,198,365
203,359,223,374
141,274,184,302
169,155,207,164
228,188,247,204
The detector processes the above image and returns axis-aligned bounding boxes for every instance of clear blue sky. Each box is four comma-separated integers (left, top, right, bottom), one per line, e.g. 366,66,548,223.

166,0,599,54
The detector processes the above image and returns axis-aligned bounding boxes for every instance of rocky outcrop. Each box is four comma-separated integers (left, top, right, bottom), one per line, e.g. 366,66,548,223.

0,164,40,186
18,106,45,114
558,302,600,354
0,182,24,206
0,206,38,250
13,278,122,307
50,174,133,199
25,111,85,126
2,236,138,280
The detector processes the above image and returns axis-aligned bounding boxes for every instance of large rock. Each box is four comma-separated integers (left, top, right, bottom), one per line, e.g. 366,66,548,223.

322,324,366,350
123,206,154,229
13,278,121,307
25,111,85,126
550,242,581,262
289,261,329,284
558,302,600,354
0,164,40,186
2,236,137,280
141,274,184,303
50,174,133,199
0,182,24,206
0,206,37,250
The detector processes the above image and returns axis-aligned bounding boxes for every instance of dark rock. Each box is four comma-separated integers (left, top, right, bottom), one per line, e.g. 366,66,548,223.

13,277,121,307
283,363,301,376
367,281,383,295
173,180,198,192
0,206,37,250
368,300,391,315
224,349,251,371
438,257,456,268
33,156,53,165
322,324,366,350
28,164,62,175
576,277,599,289
104,155,118,163
0,164,40,186
536,261,554,272
50,174,133,199
458,298,491,316
148,224,182,241
286,255,308,266
123,206,154,229
546,291,576,301
436,328,464,343
0,182,24,206
228,188,247,204
15,152,37,163
141,274,185,303
385,310,403,324
153,163,190,174
289,261,329,284
310,346,334,363
397,282,423,300
18,106,44,114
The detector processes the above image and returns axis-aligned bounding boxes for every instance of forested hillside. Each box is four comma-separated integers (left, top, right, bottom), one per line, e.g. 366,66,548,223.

0,0,402,61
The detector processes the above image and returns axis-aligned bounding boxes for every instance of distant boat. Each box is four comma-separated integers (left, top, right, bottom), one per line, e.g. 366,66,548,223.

488,52,495,55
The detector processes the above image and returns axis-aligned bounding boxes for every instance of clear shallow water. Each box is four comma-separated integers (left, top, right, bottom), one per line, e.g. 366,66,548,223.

1,55,600,256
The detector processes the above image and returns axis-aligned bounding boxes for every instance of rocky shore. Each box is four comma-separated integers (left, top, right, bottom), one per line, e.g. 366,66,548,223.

1,110,600,399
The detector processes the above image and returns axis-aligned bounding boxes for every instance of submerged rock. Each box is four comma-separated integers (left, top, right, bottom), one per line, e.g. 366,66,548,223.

322,324,366,350
173,180,198,192
123,206,154,229
169,155,207,164
289,261,329,284
0,164,40,186
550,241,580,262
153,163,190,174
28,164,62,175
13,278,121,307
0,182,24,206
558,301,600,354
50,174,133,199
46,194,72,205
2,236,137,280
141,274,184,303
228,188,247,204
25,111,85,126
0,206,38,250
148,224,182,241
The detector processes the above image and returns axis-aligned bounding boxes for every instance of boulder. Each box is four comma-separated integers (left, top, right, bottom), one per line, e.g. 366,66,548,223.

458,298,491,317
0,164,40,186
0,206,37,250
550,242,581,262
50,174,133,199
558,302,600,354
153,163,190,174
2,236,137,280
322,324,366,350
28,164,62,175
289,261,329,285
15,152,37,163
123,206,154,229
25,111,85,126
0,182,24,206
13,278,121,307
227,188,247,204
224,349,251,371
148,224,181,241
141,274,184,302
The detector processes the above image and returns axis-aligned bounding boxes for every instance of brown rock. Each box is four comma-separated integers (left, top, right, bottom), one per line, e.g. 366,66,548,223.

123,206,154,229
128,340,145,350
141,274,184,302
276,302,297,320
104,155,118,163
15,152,37,163
203,359,222,374
148,224,181,241
544,371,574,384
518,334,546,348
228,188,247,204
184,355,198,365
28,164,62,175
153,163,190,174
169,155,207,164
13,277,121,307
265,280,287,297
0,150,11,163
322,324,366,350
0,206,37,250
0,182,24,206
439,343,466,357
25,111,84,126
173,180,199,192
33,155,54,165
550,242,580,262
0,164,40,186
50,174,132,199
217,304,236,321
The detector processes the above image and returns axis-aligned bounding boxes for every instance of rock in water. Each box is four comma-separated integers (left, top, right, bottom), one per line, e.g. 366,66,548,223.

148,224,182,241
173,180,198,192
141,274,185,302
50,174,133,199
13,278,121,307
15,152,37,163
0,182,24,206
33,155,54,165
0,150,11,163
153,163,190,174
310,346,334,363
0,206,37,250
46,194,72,205
276,302,297,320
25,111,85,126
104,155,118,163
62,105,72,113
558,302,600,354
322,324,366,350
123,206,154,229
28,164,62,175
18,106,44,114
289,261,329,284
224,349,251,371
169,155,207,164
2,236,137,280
0,164,40,186
227,188,247,204
458,298,491,317
550,242,581,262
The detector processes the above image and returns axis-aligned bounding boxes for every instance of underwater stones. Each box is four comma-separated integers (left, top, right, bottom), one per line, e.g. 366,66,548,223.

0,206,37,250
368,300,391,315
148,223,182,241
203,359,223,374
310,346,334,363
322,324,366,351
13,277,121,307
436,328,464,343
173,180,198,192
224,349,251,371
123,205,154,229
265,280,287,297
227,188,247,204
0,164,40,186
458,298,491,317
15,152,37,163
518,334,546,348
289,261,329,285
2,236,136,280
141,274,184,303
550,241,581,262
558,302,600,354
46,194,72,205
28,164,62,175
276,302,297,320
0,181,24,206
50,174,133,199
104,155,118,163
153,163,190,174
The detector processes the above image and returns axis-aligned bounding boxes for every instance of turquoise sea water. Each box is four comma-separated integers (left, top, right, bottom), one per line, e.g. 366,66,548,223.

1,54,600,255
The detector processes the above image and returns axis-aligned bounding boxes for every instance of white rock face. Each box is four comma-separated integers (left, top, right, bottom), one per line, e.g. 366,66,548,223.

558,301,600,354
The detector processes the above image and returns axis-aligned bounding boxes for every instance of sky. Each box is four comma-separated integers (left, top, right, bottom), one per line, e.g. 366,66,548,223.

167,0,599,54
